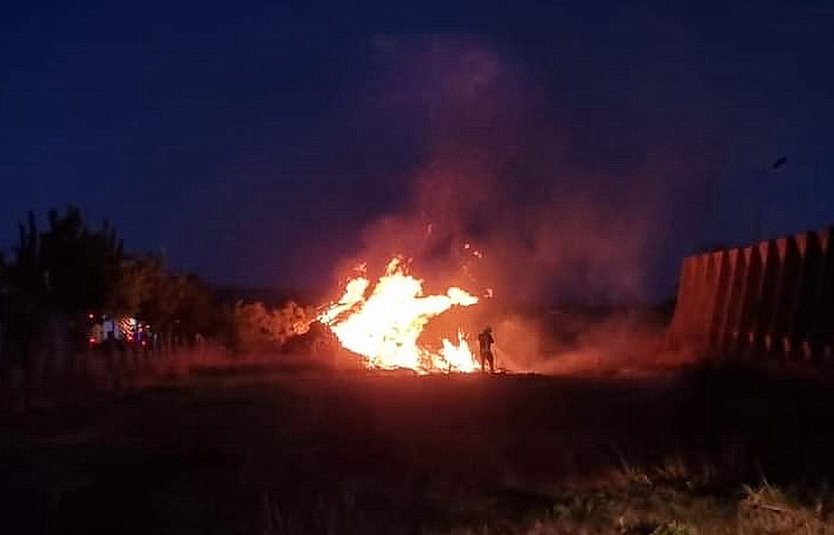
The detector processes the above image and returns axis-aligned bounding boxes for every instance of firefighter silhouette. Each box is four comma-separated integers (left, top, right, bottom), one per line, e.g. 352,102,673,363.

477,326,495,373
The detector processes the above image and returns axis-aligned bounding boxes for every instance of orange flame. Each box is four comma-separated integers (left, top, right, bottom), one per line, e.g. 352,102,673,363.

318,257,480,373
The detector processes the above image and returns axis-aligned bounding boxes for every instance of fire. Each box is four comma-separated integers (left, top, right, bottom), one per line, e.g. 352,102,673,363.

318,257,481,373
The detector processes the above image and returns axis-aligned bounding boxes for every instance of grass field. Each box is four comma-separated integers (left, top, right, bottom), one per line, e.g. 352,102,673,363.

2,359,834,534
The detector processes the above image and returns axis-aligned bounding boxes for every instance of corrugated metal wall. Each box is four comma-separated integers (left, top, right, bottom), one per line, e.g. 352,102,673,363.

667,227,834,364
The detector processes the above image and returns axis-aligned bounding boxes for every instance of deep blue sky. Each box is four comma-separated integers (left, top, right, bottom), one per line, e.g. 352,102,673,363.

2,0,833,301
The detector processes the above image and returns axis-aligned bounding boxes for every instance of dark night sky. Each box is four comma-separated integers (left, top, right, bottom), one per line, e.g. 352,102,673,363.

2,0,833,301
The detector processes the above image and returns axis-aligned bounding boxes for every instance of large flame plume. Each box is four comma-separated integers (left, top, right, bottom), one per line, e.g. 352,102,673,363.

318,257,481,373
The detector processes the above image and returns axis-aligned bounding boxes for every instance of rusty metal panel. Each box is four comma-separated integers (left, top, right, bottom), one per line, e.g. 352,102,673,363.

811,228,834,364
709,250,733,353
767,236,802,358
736,243,767,357
748,241,782,357
716,248,744,355
729,246,757,356
695,252,720,353
788,232,819,361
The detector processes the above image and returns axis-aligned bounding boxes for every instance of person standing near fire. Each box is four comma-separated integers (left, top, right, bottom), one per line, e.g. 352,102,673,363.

477,326,495,373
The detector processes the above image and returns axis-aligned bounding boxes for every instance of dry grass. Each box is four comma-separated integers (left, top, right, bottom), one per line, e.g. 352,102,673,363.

445,466,834,535
2,358,834,534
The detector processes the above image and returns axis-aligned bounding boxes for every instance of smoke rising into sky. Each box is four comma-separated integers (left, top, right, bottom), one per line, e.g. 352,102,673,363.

343,36,718,305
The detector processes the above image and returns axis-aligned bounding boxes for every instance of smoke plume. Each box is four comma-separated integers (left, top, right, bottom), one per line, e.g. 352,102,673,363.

331,35,718,373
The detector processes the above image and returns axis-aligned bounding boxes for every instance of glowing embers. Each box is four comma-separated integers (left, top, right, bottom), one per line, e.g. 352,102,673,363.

318,257,479,373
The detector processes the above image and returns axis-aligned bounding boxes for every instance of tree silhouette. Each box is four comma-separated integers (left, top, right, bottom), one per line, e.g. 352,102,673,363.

1,206,231,358
10,206,124,316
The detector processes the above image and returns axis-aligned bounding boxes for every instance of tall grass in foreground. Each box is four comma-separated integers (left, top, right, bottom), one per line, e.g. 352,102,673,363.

254,465,834,535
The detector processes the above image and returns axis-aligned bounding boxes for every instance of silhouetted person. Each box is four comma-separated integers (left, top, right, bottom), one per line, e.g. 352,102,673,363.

477,326,495,373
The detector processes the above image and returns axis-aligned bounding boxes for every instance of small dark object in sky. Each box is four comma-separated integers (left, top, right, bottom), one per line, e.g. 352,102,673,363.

771,156,787,170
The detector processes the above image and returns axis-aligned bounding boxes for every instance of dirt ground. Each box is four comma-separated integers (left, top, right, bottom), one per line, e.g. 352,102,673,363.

2,359,833,534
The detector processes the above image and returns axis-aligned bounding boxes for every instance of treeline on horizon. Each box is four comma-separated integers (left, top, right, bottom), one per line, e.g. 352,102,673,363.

0,206,315,359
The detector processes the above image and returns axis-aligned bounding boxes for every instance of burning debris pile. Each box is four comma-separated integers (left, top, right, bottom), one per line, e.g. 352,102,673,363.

317,257,482,373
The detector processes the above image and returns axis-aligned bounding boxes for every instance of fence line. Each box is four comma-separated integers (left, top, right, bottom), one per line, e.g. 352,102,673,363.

667,227,834,365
